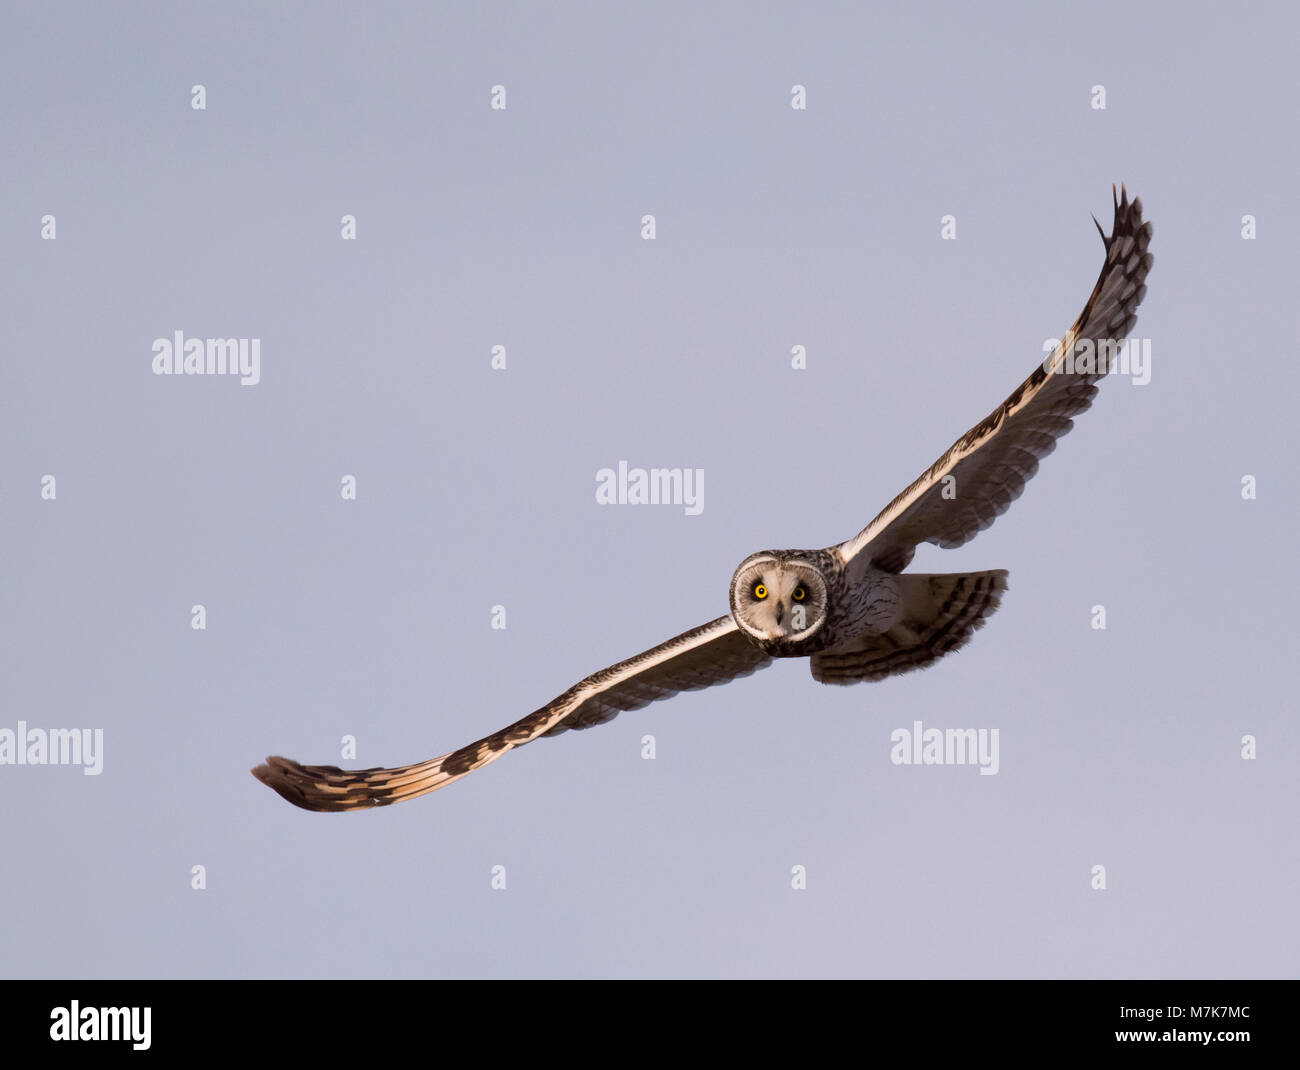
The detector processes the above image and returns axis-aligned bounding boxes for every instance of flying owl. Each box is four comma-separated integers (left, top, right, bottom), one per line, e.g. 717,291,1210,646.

254,186,1152,812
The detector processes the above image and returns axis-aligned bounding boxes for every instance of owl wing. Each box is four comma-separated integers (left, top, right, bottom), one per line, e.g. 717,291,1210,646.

252,615,771,811
837,186,1153,574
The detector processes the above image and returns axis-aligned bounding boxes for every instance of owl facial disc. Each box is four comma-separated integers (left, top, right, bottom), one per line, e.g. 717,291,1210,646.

729,553,828,648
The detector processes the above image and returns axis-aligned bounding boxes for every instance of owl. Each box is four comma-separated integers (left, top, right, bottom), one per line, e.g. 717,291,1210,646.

254,186,1152,811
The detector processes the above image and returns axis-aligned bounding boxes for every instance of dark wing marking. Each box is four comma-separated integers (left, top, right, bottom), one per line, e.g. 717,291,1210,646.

252,615,771,811
838,186,1153,573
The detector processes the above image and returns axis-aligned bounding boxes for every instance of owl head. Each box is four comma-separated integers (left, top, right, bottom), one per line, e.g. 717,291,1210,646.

729,551,829,652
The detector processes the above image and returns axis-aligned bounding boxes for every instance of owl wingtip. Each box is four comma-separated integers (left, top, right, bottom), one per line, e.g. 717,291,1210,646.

252,757,319,811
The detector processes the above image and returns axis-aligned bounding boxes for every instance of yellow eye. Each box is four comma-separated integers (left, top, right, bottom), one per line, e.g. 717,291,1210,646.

792,586,807,602
753,584,768,600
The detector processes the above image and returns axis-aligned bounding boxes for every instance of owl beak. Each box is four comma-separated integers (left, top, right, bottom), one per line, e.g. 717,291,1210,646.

774,602,785,626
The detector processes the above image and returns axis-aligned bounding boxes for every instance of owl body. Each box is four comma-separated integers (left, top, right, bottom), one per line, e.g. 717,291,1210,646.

253,187,1152,811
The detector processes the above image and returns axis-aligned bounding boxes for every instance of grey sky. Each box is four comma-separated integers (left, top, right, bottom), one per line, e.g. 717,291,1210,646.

1,1,1296,978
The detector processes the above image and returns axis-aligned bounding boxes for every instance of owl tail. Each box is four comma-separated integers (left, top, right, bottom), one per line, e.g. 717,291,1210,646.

810,569,1008,684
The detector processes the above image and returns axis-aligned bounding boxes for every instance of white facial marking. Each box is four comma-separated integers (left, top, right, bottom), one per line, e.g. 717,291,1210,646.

736,560,823,641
